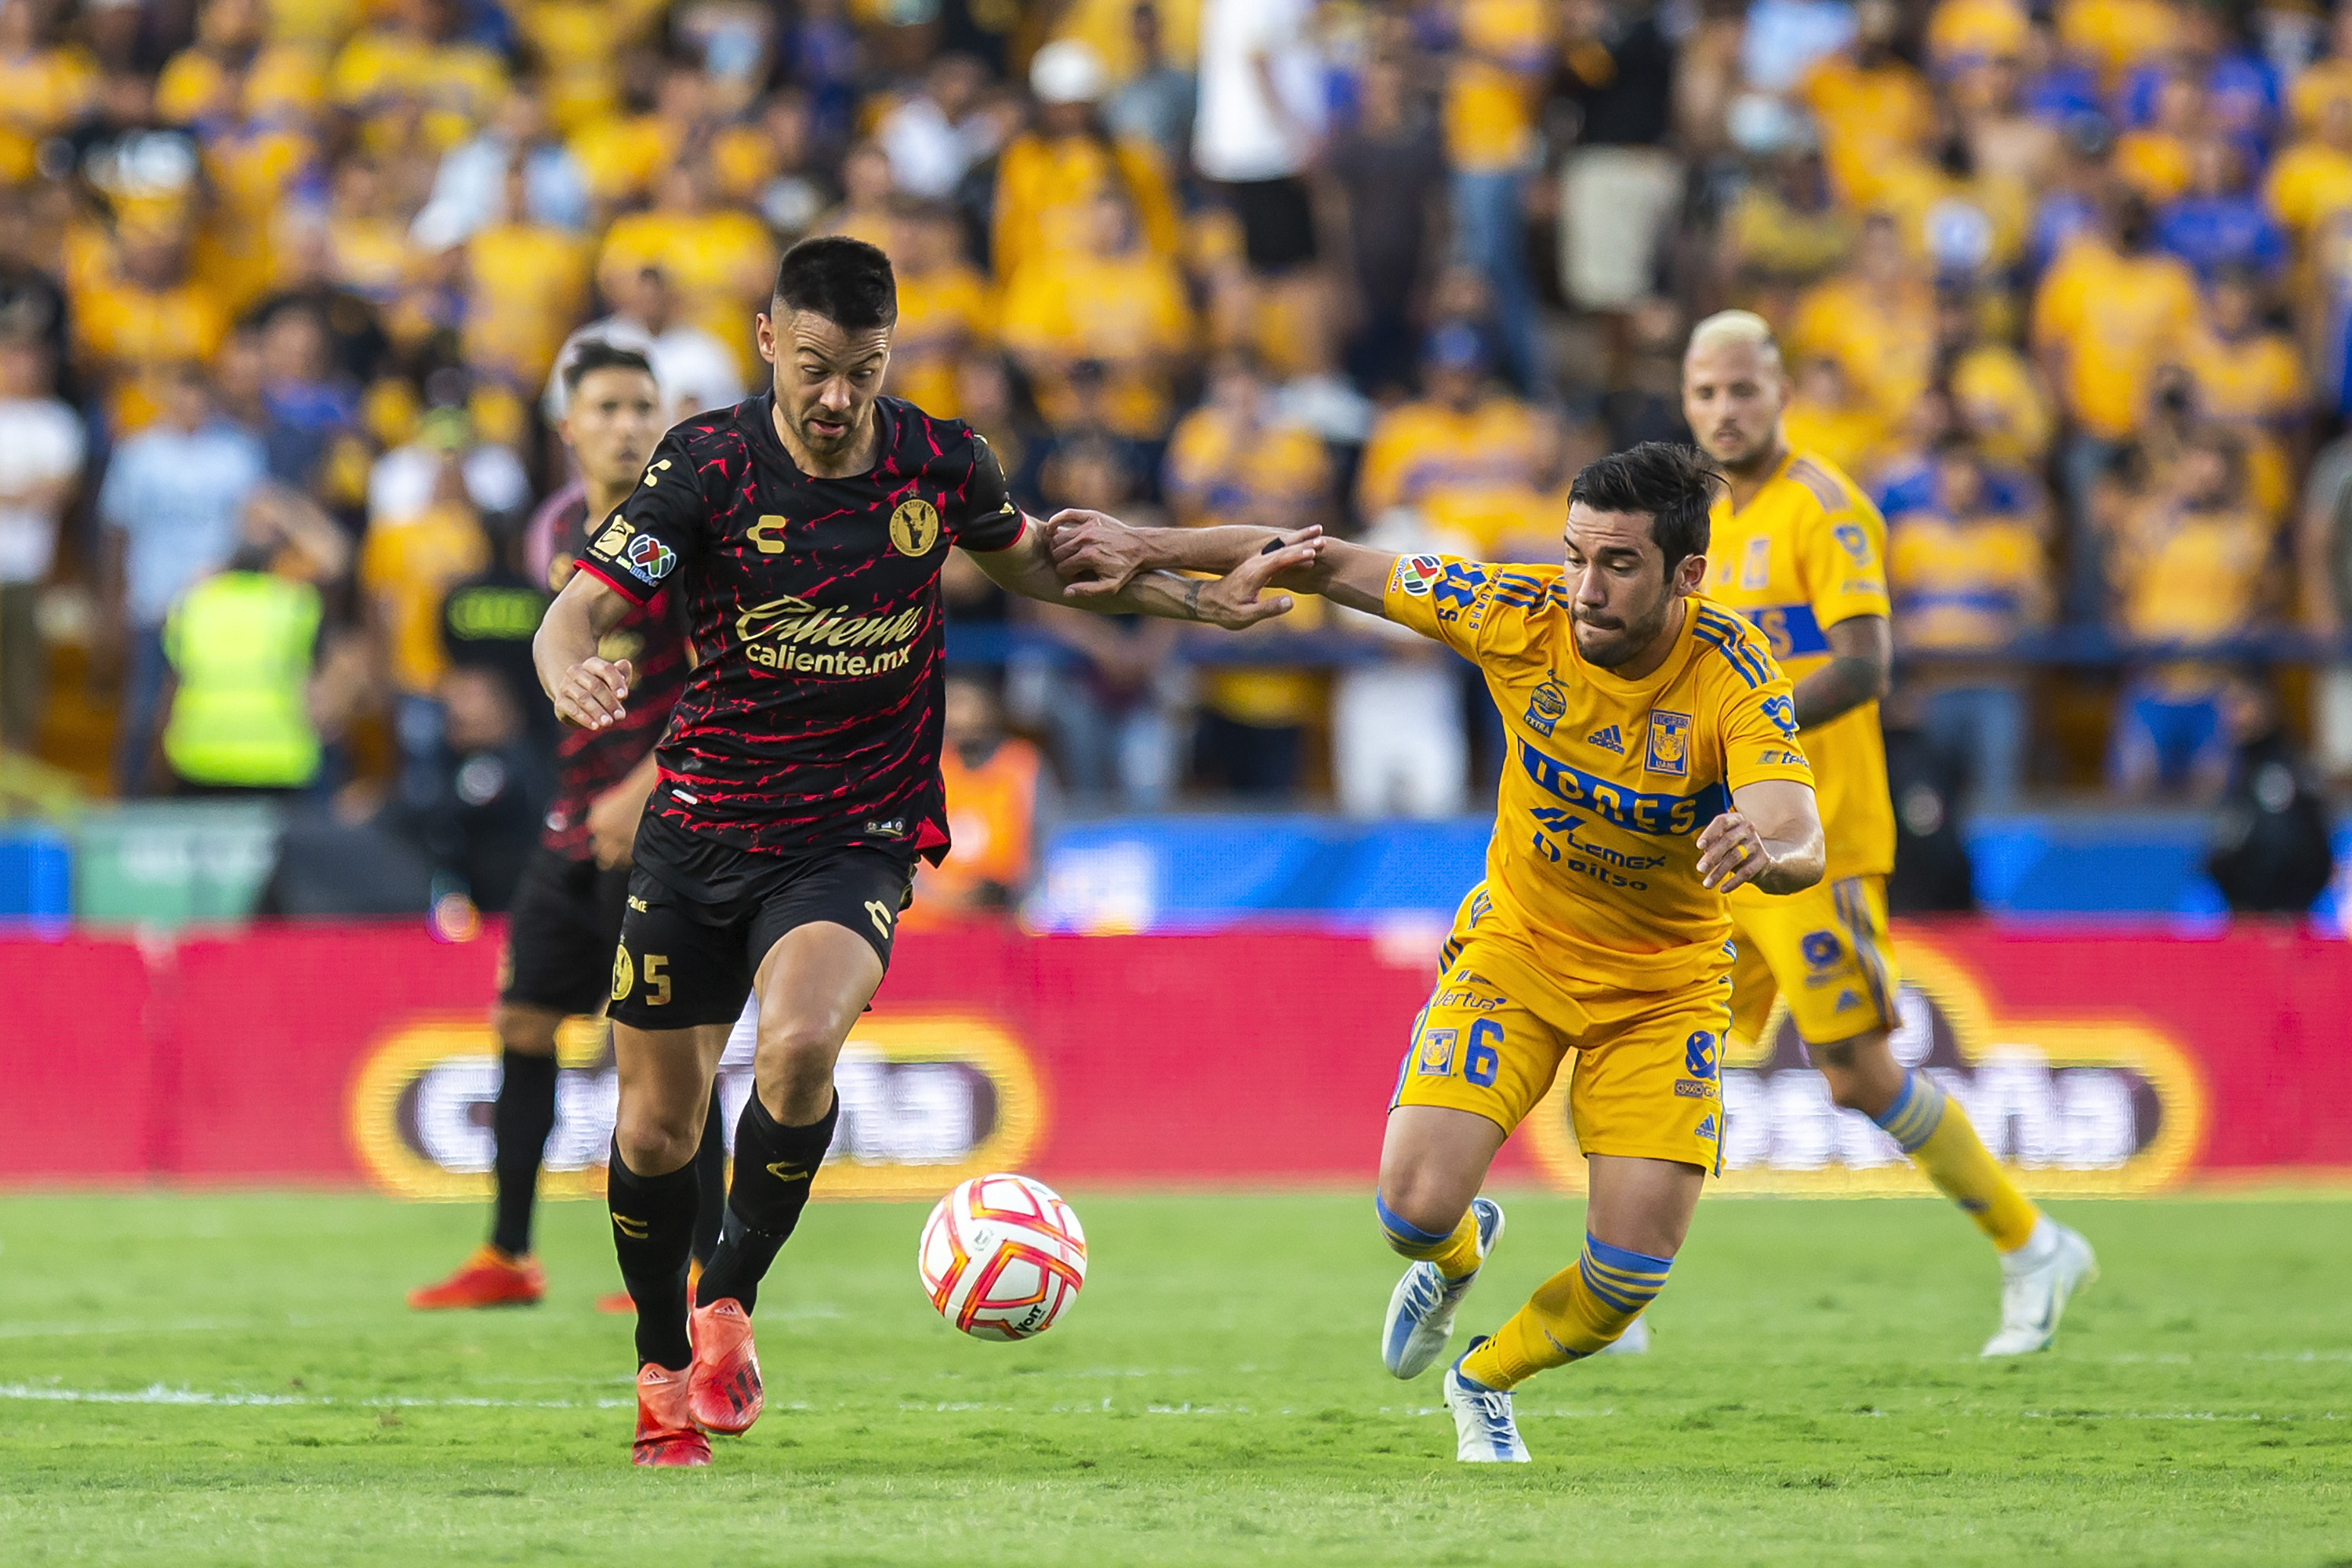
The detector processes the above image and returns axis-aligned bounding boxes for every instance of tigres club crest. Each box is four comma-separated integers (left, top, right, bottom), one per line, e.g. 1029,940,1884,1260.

890,499,941,557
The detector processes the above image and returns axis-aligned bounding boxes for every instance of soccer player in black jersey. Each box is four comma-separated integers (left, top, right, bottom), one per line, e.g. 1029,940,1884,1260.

409,342,724,1312
534,237,1312,1467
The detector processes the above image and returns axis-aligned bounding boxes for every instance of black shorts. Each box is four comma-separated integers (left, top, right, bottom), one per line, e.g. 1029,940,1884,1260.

608,813,917,1030
499,845,633,1015
1212,176,1318,271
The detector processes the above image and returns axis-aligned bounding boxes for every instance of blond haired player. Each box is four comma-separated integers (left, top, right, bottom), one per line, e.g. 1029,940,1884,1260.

1683,311,2095,1356
1051,443,1828,1462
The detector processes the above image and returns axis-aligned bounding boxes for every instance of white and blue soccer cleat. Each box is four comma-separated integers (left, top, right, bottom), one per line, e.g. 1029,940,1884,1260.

1381,1196,1505,1379
1443,1338,1530,1463
1981,1219,2098,1357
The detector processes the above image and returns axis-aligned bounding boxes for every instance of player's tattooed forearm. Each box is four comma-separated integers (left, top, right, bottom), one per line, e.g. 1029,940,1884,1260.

1184,579,1203,621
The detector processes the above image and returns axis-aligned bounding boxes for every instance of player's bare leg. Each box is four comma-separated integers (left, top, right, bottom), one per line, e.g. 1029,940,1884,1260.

1813,1025,2096,1355
686,922,884,1435
1446,1154,1701,1462
410,1004,563,1309
1375,1106,1509,1380
609,1017,727,1465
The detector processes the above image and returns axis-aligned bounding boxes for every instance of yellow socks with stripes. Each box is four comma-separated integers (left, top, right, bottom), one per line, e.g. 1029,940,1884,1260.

1457,1236,1672,1392
1873,1068,2039,1253
1375,1194,1484,1280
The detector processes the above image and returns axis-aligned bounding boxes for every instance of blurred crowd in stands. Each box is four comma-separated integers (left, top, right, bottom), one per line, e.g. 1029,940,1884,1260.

0,0,2348,915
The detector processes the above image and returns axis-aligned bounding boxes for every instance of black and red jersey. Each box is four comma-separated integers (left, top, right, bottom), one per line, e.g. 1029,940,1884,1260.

535,481,691,861
573,393,1025,864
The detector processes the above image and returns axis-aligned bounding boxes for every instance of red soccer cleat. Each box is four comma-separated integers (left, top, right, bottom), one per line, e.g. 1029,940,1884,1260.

632,1363,711,1467
407,1245,545,1310
687,1297,762,1435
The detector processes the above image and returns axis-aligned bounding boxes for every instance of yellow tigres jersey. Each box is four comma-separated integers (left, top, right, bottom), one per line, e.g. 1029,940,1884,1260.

1385,558,1816,996
1706,449,1896,881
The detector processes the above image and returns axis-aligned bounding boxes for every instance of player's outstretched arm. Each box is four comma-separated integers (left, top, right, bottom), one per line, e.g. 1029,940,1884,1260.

534,568,637,731
1695,779,1825,895
974,515,1319,628
1044,510,1400,617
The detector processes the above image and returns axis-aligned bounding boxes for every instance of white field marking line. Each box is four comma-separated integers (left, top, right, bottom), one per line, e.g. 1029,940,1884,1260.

0,1384,634,1410
2010,1410,2347,1423
0,1318,252,1341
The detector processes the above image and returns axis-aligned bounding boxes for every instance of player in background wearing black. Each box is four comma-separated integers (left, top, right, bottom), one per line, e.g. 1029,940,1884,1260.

535,237,1315,1466
410,342,724,1311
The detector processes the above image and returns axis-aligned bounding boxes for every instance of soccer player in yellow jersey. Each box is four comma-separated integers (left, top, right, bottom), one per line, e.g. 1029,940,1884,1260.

1051,443,1831,1462
1682,310,2096,1356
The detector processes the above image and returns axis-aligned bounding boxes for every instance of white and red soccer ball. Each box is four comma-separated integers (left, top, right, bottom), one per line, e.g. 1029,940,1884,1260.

919,1173,1087,1341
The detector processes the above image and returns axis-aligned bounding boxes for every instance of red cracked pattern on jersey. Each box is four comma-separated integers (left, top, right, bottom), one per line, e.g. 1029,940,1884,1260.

579,395,1022,863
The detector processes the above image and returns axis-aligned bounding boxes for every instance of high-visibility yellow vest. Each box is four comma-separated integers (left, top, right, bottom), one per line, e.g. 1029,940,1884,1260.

162,571,322,788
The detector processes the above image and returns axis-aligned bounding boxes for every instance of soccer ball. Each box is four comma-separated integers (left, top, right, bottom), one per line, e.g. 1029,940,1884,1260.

918,1173,1087,1341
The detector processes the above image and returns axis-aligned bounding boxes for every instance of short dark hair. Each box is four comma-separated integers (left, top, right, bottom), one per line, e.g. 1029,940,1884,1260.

772,236,897,331
561,339,655,394
1567,442,1722,578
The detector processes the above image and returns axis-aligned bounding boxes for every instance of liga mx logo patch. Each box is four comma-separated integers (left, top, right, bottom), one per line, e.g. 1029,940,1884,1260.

1392,554,1443,596
623,532,676,585
1644,710,1691,777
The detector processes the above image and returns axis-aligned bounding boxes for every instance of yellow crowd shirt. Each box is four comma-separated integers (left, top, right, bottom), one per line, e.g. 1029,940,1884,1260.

1444,0,1552,173
597,208,774,376
1166,405,1333,728
1949,343,2053,466
1385,560,1816,994
2115,505,2272,644
1706,449,1896,882
891,264,993,418
360,503,492,697
1886,510,2047,654
2031,241,2198,439
2183,327,2305,518
1788,274,1936,424
2291,59,2352,134
991,133,1179,288
2263,140,2352,241
997,249,1196,437
2056,0,2176,84
1926,0,2029,68
1799,58,1933,205
1356,396,1551,521
466,223,593,384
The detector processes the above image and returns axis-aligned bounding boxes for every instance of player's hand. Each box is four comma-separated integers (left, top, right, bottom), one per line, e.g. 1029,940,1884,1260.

1045,509,1152,597
1696,809,1773,893
1190,540,1319,630
554,656,632,731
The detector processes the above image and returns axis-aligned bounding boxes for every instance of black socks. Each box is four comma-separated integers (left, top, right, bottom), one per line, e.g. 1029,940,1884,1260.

691,1082,726,1267
489,1049,560,1257
692,1090,839,1315
607,1139,699,1369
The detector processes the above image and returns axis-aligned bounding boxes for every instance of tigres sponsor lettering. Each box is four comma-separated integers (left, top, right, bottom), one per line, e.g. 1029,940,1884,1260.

735,594,925,675
1517,739,1729,837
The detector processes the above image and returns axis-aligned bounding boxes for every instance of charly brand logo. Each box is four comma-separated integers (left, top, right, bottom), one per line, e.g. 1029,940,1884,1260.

888,498,942,557
1524,940,2205,1197
732,593,924,675
348,1014,1043,1201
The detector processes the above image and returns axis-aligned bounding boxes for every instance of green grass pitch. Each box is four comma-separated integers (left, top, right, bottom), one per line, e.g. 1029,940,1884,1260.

1,1189,2346,1566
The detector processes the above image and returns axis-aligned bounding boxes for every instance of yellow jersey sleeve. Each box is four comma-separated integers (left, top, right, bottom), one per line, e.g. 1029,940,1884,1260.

1714,649,1817,794
1381,553,1552,666
1784,455,1892,633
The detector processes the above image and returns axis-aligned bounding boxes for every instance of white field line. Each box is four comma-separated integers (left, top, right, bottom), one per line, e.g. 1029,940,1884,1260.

2,1382,2342,1425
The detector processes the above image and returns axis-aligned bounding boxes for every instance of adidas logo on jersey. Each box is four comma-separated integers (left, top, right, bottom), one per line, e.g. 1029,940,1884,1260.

1585,724,1624,754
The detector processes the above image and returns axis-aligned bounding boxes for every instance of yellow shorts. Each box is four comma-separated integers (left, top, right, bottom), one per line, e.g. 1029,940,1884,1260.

1391,922,1731,1173
1726,874,1900,1047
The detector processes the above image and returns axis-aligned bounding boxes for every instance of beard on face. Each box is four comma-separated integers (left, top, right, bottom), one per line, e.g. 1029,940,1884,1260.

1572,586,1673,669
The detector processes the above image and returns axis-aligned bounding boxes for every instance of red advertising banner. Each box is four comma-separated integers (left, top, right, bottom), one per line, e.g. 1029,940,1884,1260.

0,920,2344,1191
